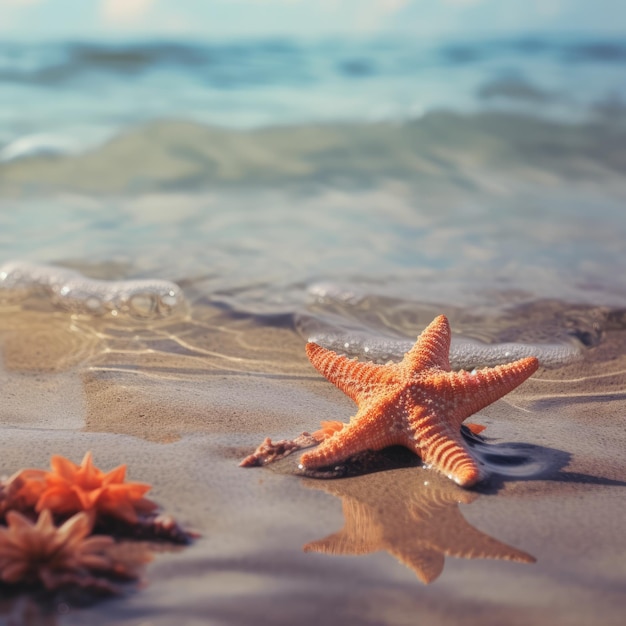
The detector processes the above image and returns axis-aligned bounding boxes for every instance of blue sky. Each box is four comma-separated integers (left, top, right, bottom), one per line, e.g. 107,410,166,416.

0,0,624,39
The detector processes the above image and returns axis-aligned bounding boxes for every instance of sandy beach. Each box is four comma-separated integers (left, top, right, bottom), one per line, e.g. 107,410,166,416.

0,297,624,626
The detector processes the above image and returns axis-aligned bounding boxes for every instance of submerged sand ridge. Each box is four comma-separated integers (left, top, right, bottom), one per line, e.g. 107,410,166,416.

0,296,625,625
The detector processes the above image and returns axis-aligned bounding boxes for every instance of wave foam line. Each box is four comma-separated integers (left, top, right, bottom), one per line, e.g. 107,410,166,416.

296,315,581,370
0,261,184,319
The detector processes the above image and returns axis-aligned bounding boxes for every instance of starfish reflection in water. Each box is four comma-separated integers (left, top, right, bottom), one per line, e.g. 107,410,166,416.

303,468,535,584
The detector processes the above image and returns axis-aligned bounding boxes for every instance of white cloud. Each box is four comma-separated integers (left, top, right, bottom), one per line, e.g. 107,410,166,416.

101,0,156,25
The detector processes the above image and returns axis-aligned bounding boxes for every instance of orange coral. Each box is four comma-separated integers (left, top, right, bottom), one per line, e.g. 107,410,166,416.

10,452,156,524
465,423,487,435
0,509,119,590
313,420,345,441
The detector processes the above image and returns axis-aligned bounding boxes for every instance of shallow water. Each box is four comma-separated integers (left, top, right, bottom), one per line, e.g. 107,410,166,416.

0,291,625,625
0,32,626,626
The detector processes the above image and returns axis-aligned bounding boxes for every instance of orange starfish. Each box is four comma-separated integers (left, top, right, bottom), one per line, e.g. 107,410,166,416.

0,508,151,592
301,314,539,487
10,452,156,523
0,509,114,589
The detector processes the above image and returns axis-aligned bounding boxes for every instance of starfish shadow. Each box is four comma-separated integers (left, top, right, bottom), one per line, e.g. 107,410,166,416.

461,429,626,493
302,468,535,584
295,426,626,491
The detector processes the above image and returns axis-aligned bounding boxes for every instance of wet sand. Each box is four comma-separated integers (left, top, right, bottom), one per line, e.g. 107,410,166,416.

0,303,625,625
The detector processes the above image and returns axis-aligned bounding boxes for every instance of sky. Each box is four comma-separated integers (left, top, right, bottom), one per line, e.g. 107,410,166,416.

0,0,624,40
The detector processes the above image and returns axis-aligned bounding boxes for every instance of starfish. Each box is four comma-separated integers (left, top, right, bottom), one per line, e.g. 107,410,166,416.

300,314,539,486
1,454,196,544
0,509,118,590
303,468,535,583
7,452,156,524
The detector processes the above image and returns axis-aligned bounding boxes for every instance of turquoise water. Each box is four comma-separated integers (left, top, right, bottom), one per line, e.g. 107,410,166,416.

1,35,625,148
2,34,626,346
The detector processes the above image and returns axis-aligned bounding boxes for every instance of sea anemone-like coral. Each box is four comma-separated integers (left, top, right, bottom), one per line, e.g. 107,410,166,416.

313,420,345,440
8,452,156,524
0,452,195,544
0,509,136,592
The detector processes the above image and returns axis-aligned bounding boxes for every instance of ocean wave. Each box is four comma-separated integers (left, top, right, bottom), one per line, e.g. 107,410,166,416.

0,35,624,152
0,40,307,87
0,261,185,319
0,133,80,162
296,314,582,370
1,111,624,194
295,310,583,371
292,282,616,369
1,37,624,86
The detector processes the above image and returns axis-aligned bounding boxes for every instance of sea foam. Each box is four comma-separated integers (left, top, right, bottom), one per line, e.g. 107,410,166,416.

0,261,184,319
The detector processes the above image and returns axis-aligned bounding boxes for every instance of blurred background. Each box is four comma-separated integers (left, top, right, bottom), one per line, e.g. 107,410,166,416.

2,1,625,154
1,0,626,329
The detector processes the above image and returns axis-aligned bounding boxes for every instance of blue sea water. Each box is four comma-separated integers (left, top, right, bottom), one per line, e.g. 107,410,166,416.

1,33,626,337
0,35,625,154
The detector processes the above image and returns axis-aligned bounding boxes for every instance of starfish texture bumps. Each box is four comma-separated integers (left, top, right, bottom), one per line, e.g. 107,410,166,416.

300,314,539,487
9,452,157,524
0,509,125,591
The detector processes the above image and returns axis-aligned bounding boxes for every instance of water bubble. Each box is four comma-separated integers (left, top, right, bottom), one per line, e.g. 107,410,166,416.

130,293,157,317
160,293,179,309
85,296,103,313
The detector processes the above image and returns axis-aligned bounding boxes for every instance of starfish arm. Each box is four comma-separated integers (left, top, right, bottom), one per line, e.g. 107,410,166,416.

56,511,93,545
103,464,127,484
4,510,33,530
75,485,103,509
300,405,401,469
421,506,536,563
406,414,482,487
445,356,539,428
306,342,389,403
35,486,82,514
444,526,536,564
303,530,373,556
49,455,80,481
388,544,445,584
404,315,451,371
